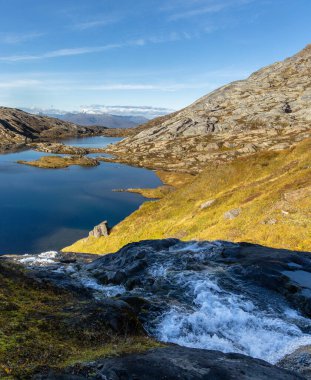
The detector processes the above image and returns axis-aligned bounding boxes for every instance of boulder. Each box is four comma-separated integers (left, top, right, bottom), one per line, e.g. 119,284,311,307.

224,208,242,220
278,345,311,379
35,346,304,379
89,221,110,238
200,200,216,209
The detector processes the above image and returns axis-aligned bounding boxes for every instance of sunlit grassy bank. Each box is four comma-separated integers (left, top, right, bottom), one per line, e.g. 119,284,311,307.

64,138,311,254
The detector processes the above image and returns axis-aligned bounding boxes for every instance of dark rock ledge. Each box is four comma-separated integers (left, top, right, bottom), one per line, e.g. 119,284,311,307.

34,346,304,380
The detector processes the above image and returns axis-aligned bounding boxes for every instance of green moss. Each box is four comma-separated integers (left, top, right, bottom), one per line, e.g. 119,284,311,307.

61,338,165,368
0,262,162,378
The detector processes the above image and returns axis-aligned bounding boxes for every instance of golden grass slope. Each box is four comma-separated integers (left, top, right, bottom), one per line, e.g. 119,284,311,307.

64,138,311,254
126,171,195,199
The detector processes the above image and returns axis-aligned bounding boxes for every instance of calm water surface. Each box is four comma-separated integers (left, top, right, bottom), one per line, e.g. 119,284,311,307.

0,136,161,254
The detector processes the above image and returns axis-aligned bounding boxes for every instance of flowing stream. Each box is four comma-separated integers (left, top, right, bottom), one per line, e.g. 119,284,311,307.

12,240,311,365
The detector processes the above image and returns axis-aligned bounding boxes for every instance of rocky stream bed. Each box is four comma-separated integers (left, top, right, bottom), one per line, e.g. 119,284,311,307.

3,239,311,378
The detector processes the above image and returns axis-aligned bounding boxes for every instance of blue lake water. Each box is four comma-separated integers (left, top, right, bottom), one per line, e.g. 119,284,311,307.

0,137,161,255
61,135,123,148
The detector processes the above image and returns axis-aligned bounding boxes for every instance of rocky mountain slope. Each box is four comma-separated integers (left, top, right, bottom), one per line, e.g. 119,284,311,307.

106,45,311,173
0,107,106,152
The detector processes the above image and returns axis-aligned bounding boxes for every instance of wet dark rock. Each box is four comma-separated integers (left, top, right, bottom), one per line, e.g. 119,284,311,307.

118,296,150,314
34,346,304,380
62,300,145,338
95,270,126,285
279,345,311,379
85,239,311,318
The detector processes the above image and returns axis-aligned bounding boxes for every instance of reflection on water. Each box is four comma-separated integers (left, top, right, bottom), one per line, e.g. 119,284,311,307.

0,137,161,255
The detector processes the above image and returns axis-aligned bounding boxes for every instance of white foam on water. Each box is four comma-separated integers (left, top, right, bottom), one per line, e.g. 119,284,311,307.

79,276,126,298
169,241,224,254
153,271,311,364
18,251,58,266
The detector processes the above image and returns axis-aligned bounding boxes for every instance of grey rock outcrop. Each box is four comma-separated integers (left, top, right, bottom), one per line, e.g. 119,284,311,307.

279,345,311,379
224,208,242,220
200,200,215,209
89,221,110,238
107,45,311,173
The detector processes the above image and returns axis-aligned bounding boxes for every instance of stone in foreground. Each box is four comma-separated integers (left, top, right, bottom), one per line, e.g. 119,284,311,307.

89,220,110,238
35,346,304,379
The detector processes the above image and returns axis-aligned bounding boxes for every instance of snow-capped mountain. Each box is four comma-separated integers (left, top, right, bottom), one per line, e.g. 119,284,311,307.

22,105,174,128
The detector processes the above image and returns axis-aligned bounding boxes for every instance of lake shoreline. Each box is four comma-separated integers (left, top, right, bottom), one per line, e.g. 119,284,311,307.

0,136,162,255
0,127,131,155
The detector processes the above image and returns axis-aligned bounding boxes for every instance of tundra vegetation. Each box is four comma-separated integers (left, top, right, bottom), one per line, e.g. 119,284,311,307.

65,138,311,254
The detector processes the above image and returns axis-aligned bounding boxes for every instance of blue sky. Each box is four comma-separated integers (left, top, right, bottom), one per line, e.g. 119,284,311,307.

0,0,310,113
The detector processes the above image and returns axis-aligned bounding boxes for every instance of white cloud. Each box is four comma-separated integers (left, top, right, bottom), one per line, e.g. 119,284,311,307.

79,105,175,117
0,33,194,63
22,104,175,119
0,76,218,93
169,3,228,20
0,79,42,89
82,82,216,92
0,44,124,62
165,0,254,21
73,15,123,30
0,32,43,44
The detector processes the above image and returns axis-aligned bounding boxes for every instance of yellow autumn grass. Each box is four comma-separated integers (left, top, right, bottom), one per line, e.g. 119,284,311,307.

64,138,311,254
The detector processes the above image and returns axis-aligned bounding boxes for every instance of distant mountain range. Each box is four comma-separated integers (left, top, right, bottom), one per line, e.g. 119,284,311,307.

22,105,174,129
43,113,148,129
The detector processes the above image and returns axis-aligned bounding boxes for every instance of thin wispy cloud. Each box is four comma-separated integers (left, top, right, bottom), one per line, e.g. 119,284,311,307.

83,82,217,92
0,0,299,111
0,32,43,44
165,0,254,21
169,3,228,21
0,75,219,92
0,44,124,62
73,14,123,30
0,79,41,89
0,32,196,63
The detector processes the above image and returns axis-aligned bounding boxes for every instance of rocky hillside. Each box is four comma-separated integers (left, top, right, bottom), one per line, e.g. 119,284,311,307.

0,107,106,152
106,45,311,173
